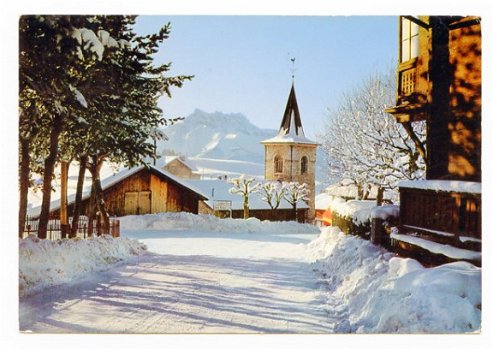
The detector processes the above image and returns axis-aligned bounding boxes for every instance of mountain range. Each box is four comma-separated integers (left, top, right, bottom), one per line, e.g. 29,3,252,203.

158,109,276,164
158,109,327,184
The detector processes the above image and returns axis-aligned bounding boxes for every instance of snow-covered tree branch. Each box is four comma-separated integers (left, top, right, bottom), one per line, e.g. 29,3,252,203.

321,70,426,203
228,175,260,219
260,181,285,211
283,182,310,221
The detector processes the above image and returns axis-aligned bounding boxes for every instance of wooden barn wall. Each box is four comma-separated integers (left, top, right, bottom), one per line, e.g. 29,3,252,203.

103,171,151,216
150,174,168,213
166,182,200,214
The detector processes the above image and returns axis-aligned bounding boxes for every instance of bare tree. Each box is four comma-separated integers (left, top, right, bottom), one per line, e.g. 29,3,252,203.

228,175,260,219
283,182,310,221
321,70,426,203
260,181,285,212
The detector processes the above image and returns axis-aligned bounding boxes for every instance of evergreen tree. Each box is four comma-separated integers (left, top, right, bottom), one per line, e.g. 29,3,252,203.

19,15,192,238
19,15,107,238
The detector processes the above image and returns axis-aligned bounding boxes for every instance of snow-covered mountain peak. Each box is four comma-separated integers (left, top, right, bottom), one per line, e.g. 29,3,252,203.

158,109,276,163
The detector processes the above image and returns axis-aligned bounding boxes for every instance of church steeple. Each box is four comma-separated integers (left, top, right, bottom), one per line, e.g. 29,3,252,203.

278,84,305,137
260,81,318,222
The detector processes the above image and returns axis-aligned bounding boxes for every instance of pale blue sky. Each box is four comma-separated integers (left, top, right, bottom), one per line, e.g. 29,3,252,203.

134,16,398,138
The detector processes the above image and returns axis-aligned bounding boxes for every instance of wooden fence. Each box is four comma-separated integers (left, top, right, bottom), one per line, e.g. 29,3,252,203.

22,216,120,240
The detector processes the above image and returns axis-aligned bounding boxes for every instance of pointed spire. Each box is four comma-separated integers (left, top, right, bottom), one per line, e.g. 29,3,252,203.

278,83,305,137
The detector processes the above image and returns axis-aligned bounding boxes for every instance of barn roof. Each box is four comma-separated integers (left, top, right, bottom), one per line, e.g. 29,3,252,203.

27,165,208,217
163,156,199,172
261,83,317,145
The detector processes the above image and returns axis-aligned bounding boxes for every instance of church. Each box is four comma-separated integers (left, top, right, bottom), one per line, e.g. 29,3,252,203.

261,83,318,221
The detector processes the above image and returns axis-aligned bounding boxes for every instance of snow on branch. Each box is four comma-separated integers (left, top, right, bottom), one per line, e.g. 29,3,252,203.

260,181,285,210
321,70,426,203
283,182,310,206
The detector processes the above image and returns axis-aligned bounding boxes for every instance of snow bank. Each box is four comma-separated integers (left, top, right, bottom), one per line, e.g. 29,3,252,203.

308,227,481,333
19,235,147,297
370,205,399,220
329,199,376,225
399,180,481,194
120,212,320,234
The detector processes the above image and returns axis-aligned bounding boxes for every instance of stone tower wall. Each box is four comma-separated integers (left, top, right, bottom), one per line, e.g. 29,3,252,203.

264,143,317,221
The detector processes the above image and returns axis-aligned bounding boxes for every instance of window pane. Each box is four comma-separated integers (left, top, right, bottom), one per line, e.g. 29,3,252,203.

410,35,419,59
401,18,410,40
410,21,419,36
401,38,410,62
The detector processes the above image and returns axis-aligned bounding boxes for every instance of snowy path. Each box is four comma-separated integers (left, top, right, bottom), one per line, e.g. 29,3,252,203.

20,230,336,333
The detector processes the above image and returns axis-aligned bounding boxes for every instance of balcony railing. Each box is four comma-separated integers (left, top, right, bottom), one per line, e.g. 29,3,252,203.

400,66,416,95
399,65,417,97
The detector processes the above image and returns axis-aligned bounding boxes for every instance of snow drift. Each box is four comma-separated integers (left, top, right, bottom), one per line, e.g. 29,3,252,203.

308,227,481,333
120,212,320,234
19,235,147,297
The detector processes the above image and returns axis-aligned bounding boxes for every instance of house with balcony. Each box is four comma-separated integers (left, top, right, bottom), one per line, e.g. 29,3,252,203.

385,16,482,265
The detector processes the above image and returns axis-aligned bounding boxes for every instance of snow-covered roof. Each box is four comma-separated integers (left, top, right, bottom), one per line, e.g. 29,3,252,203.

27,165,208,217
156,156,264,179
399,180,481,194
390,230,481,261
323,180,378,199
187,179,309,211
261,134,318,145
163,156,199,172
315,193,337,210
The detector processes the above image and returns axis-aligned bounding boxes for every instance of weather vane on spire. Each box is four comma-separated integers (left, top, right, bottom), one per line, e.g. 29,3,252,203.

290,57,296,82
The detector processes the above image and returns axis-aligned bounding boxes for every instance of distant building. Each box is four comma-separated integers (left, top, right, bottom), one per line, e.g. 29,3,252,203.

162,156,201,180
261,83,318,221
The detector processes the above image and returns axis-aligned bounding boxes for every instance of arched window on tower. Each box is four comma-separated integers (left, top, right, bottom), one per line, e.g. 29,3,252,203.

301,156,308,174
274,155,283,173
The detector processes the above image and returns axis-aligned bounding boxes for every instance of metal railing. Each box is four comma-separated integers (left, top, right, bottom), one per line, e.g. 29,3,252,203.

22,216,120,240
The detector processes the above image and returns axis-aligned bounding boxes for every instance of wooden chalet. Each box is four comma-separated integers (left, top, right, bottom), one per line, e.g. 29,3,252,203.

162,156,201,180
385,16,482,265
42,165,208,218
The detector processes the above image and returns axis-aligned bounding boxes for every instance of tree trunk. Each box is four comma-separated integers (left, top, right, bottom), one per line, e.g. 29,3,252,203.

37,114,62,239
243,195,249,219
293,202,298,222
376,186,384,206
18,137,30,238
94,172,110,235
71,155,87,238
87,182,96,238
357,184,363,200
60,160,70,238
87,155,109,235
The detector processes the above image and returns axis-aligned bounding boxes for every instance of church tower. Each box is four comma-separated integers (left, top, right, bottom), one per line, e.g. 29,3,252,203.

261,83,318,221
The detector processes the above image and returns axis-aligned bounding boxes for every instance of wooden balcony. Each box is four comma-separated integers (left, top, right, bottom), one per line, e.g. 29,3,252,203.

399,186,481,249
399,65,417,96
385,59,429,123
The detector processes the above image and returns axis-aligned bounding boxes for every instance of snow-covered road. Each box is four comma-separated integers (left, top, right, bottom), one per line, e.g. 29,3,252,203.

20,230,334,333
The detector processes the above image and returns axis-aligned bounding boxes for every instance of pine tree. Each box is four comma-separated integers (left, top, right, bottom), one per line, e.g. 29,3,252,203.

19,15,192,238
19,15,108,238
